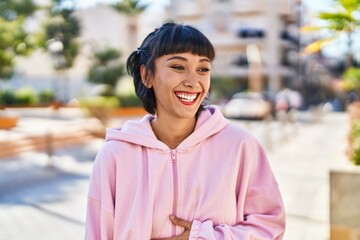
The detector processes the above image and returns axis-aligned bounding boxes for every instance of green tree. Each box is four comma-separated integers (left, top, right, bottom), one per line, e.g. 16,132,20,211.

113,0,147,16
43,1,80,70
88,48,125,96
40,0,81,102
0,0,37,79
303,0,360,67
0,0,36,18
112,0,148,54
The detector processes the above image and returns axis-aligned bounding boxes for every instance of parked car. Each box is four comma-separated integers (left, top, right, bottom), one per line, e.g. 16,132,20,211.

223,92,272,120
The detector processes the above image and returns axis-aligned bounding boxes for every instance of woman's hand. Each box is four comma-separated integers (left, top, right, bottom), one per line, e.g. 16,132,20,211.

151,215,192,240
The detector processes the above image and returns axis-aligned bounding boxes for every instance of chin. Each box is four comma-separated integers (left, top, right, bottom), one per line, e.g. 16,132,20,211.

179,108,200,119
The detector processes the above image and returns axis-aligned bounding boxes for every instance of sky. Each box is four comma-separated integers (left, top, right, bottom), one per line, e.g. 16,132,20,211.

303,0,332,12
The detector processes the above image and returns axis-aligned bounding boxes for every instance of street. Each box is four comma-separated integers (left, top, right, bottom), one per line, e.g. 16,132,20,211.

0,111,350,240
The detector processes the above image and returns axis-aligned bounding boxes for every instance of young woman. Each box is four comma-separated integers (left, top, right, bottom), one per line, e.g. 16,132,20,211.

85,22,285,239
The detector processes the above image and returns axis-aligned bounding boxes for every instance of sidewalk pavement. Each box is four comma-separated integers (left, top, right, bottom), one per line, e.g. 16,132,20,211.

267,112,350,240
0,145,100,239
0,107,100,142
0,110,351,240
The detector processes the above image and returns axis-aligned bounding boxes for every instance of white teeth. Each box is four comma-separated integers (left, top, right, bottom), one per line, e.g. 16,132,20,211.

176,93,197,102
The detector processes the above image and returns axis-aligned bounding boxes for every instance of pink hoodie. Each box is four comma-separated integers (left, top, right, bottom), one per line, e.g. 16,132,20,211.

85,106,285,239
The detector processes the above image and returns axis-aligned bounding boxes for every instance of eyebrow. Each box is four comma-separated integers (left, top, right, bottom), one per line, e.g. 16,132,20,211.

166,56,211,63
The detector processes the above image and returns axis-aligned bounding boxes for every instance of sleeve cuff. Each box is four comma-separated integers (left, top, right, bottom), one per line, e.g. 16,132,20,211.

189,220,202,239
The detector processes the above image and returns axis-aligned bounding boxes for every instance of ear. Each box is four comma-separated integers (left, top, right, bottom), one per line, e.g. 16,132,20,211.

140,65,153,89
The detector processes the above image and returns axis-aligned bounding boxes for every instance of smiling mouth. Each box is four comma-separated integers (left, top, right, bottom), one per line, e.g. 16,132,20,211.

175,92,199,103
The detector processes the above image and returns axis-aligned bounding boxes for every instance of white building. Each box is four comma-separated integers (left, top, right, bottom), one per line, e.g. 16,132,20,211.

167,0,301,92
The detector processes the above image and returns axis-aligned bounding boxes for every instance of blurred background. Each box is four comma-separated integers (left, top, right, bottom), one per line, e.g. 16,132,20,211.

0,0,360,239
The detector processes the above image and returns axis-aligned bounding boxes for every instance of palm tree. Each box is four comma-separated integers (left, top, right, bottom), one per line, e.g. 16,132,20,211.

112,0,148,55
302,0,360,68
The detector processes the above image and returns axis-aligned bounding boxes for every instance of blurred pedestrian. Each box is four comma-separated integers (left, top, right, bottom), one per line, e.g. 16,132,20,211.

85,22,285,239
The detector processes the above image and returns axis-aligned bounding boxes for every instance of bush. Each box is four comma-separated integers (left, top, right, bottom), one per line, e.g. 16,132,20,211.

79,96,120,126
0,88,57,106
14,87,38,105
38,90,55,104
0,89,16,105
351,147,360,165
79,96,120,108
343,67,360,97
349,120,360,165
118,94,141,107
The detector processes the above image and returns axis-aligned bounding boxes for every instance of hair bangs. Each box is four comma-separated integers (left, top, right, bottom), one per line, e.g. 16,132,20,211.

152,25,215,61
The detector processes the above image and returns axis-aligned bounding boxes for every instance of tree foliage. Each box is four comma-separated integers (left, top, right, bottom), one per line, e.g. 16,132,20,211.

0,0,37,79
43,0,80,70
302,0,360,62
0,0,36,20
112,0,147,16
343,67,360,93
88,48,125,95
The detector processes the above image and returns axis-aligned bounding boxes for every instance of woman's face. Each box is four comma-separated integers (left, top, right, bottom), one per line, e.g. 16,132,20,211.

147,52,211,120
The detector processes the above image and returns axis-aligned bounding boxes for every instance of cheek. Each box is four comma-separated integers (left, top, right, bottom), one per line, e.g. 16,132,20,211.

156,69,177,83
202,77,211,93
152,75,175,98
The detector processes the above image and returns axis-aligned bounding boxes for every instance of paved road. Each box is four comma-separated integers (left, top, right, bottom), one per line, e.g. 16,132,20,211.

0,111,350,240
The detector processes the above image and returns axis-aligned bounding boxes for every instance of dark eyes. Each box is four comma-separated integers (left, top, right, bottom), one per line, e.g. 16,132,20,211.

171,65,185,71
198,68,210,73
171,65,210,73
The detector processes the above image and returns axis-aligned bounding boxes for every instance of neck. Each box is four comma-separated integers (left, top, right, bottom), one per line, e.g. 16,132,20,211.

151,115,196,149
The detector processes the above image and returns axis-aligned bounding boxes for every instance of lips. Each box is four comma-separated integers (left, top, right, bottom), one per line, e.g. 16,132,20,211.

175,91,199,104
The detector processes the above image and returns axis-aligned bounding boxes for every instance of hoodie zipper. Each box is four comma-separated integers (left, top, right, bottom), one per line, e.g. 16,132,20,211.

170,149,178,235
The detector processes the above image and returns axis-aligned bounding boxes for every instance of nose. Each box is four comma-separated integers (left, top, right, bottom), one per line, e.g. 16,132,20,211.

184,71,198,88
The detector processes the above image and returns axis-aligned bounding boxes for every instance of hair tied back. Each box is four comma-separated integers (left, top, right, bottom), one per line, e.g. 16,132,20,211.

136,48,142,55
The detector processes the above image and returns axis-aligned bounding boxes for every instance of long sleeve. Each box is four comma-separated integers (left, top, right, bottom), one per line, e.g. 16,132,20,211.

85,197,114,240
84,145,117,240
189,187,285,239
189,136,286,240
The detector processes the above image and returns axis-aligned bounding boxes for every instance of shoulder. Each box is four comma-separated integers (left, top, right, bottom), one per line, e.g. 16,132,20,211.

98,138,139,159
218,122,260,146
217,123,267,166
93,140,127,167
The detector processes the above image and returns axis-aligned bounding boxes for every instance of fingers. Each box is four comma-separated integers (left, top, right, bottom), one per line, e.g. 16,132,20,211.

169,215,192,230
150,217,191,240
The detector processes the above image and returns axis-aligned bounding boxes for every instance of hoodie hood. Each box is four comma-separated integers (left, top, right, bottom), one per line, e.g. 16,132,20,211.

105,105,229,151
